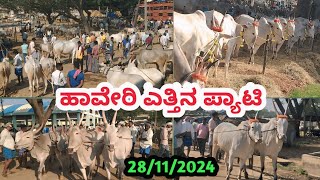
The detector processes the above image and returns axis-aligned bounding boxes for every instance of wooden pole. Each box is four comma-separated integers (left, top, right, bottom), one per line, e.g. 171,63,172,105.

295,38,300,61
144,0,147,32
262,35,269,74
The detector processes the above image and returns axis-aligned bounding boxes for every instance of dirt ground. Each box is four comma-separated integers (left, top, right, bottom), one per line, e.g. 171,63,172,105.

205,40,320,97
0,140,172,180
180,137,320,180
0,31,173,97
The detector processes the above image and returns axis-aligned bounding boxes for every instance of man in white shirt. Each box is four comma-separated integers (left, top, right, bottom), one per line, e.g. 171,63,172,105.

52,63,66,94
160,33,169,49
0,123,15,177
129,121,138,157
130,32,137,51
13,50,23,85
192,119,199,150
139,123,153,158
15,124,27,169
182,116,194,157
174,118,186,157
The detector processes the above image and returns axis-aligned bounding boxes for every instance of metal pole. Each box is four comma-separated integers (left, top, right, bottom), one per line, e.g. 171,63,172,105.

144,0,147,32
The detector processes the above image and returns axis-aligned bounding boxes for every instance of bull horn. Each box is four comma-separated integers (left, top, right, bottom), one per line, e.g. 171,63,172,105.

255,111,259,119
272,100,281,115
66,112,73,128
284,99,291,115
111,111,118,125
33,122,45,135
102,110,108,126
77,111,85,127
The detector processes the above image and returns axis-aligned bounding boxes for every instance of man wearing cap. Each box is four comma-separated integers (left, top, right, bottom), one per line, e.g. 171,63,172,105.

129,120,138,157
139,123,153,158
208,112,221,157
182,116,194,157
0,123,16,177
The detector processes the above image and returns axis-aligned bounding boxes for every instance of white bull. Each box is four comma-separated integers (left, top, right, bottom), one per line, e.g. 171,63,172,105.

174,10,222,72
110,32,126,50
0,58,11,96
53,38,79,63
105,66,146,92
212,119,262,180
236,15,284,63
245,101,290,180
102,111,132,180
204,10,258,78
41,43,53,58
279,17,295,55
287,17,315,54
67,113,104,180
40,56,55,94
136,48,172,73
24,56,44,97
15,124,65,180
124,59,164,88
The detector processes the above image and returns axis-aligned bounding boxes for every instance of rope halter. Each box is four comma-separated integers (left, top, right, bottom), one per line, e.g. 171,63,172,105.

191,73,207,83
276,114,288,120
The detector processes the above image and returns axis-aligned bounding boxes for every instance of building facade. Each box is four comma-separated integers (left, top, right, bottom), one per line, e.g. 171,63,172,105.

139,0,173,21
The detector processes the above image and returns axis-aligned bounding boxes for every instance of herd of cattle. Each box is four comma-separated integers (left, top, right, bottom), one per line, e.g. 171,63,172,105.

211,101,289,179
0,25,173,96
174,9,319,86
15,111,132,180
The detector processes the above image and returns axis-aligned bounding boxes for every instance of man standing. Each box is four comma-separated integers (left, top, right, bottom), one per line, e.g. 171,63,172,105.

67,61,84,88
174,118,186,157
208,111,220,157
15,125,27,169
20,41,28,63
145,34,153,50
75,41,84,71
13,50,23,85
129,121,138,157
108,37,114,61
196,118,209,157
0,123,15,177
182,116,194,157
192,119,199,150
91,41,99,73
122,35,131,59
160,32,169,49
130,32,137,51
22,30,28,42
158,124,170,157
139,123,153,158
52,63,66,94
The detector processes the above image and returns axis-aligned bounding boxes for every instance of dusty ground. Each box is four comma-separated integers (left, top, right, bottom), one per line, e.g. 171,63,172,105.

0,140,172,180
206,40,320,97
180,137,320,180
0,31,173,97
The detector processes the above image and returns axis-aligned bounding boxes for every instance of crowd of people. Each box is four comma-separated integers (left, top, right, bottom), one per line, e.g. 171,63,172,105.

174,112,222,158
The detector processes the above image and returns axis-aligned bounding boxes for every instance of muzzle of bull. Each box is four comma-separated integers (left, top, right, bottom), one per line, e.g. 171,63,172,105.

68,148,74,154
278,133,287,141
107,144,115,152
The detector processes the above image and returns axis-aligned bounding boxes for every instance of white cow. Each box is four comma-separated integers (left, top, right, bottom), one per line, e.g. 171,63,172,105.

109,32,126,50
53,38,79,63
24,56,43,97
136,48,172,73
67,113,104,180
41,43,53,57
245,101,290,180
124,59,164,88
212,120,262,180
236,15,284,63
279,17,295,56
174,10,223,72
105,66,146,92
287,17,315,54
204,10,258,78
102,111,132,180
0,58,11,96
124,27,136,34
40,56,55,94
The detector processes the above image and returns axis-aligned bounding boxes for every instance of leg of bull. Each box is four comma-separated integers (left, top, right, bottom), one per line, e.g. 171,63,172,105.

212,143,219,162
227,153,234,180
43,76,48,95
38,160,45,180
238,159,245,180
55,152,64,180
272,157,278,180
224,152,229,172
80,168,88,180
105,163,111,180
259,154,265,180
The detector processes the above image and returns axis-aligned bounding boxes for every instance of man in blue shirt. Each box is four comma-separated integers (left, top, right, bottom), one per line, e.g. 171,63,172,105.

67,61,84,88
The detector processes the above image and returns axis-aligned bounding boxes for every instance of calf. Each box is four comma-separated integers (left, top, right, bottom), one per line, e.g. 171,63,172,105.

0,57,11,96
